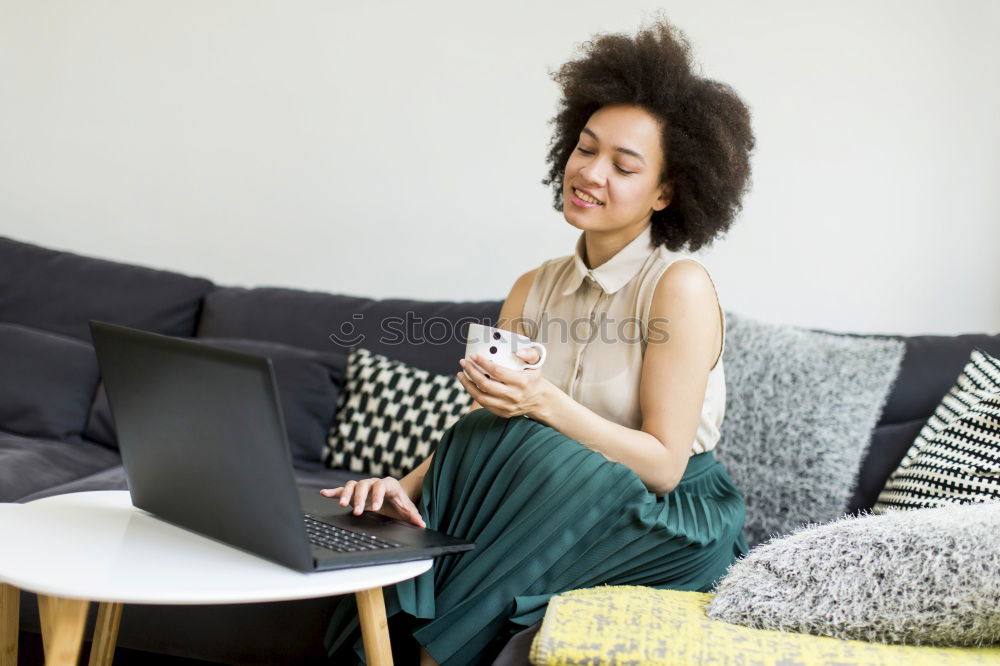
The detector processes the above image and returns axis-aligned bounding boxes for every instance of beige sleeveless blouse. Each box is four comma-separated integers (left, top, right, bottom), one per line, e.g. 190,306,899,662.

521,224,726,455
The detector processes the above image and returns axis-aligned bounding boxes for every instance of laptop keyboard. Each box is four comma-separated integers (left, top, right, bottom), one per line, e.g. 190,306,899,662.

303,514,404,553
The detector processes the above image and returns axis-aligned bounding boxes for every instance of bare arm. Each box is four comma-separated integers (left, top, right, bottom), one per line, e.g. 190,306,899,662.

531,260,722,496
397,267,539,503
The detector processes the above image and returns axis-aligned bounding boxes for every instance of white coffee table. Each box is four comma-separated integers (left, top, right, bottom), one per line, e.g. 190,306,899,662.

0,491,431,666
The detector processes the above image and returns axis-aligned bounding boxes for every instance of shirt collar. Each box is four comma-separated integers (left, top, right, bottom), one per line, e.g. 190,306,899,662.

562,224,657,296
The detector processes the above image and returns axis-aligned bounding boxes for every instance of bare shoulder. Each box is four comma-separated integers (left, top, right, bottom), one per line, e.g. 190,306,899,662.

653,259,719,307
497,267,540,338
648,258,722,369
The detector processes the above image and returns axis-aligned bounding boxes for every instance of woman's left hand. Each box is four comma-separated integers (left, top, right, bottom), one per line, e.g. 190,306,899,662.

457,350,550,419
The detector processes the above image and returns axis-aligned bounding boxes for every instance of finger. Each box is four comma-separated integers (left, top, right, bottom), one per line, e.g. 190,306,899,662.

458,371,500,408
403,499,426,528
395,497,426,528
372,483,385,511
516,348,541,365
391,494,419,522
463,356,518,395
473,354,524,388
339,480,357,506
460,357,494,385
456,370,485,398
354,480,372,515
320,488,342,498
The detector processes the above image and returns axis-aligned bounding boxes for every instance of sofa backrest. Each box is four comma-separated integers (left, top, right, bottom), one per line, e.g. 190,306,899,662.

196,286,503,376
0,237,215,341
4,235,998,513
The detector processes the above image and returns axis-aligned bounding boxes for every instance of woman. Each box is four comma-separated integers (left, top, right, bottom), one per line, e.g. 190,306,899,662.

321,15,755,666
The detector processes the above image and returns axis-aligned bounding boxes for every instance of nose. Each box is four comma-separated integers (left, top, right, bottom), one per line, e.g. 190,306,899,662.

577,155,607,188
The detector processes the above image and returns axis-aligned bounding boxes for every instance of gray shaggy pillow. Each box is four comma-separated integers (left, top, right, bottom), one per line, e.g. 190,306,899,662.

706,502,1000,646
716,312,904,546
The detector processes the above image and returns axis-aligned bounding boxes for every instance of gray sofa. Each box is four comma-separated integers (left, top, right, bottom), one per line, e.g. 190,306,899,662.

2,235,998,665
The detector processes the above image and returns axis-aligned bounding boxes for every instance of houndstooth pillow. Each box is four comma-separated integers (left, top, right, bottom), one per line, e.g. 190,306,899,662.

323,346,472,478
874,347,1000,512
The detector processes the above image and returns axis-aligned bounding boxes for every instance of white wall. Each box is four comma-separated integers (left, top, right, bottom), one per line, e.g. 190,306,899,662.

1,0,997,335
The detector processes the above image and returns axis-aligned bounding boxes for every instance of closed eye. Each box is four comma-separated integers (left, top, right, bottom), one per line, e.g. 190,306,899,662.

575,147,635,175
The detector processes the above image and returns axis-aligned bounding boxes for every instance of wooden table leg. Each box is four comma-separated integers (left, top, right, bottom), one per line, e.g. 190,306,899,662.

0,584,18,666
37,594,60,657
87,602,122,666
355,586,393,666
39,595,88,666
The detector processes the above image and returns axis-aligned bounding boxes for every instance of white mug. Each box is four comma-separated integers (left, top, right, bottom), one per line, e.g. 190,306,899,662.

463,323,547,382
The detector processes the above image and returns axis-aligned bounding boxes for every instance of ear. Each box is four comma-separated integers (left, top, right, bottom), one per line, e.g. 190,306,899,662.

652,180,673,212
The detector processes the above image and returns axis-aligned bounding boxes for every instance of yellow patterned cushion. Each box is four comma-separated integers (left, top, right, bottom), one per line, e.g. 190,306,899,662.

529,586,1000,665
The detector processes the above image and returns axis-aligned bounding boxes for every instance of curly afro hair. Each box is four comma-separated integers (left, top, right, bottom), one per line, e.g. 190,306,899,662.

542,15,756,252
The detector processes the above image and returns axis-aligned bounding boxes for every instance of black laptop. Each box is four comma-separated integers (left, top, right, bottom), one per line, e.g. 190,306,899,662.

89,320,475,572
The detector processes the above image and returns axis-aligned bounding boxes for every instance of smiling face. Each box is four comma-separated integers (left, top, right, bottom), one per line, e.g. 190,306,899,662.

562,104,673,236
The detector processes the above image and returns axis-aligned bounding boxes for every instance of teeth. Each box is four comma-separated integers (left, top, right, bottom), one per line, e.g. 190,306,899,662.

574,188,602,205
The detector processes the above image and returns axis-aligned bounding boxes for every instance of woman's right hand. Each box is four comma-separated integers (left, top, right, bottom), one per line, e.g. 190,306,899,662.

319,477,426,528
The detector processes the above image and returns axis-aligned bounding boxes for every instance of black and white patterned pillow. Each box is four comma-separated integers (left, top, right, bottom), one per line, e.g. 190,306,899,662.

874,347,1000,512
323,347,472,478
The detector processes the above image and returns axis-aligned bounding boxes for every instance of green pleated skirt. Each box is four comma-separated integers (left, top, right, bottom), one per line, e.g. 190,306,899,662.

324,408,748,665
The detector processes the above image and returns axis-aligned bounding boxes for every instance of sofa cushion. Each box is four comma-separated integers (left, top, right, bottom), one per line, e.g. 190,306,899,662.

0,323,100,440
532,586,1000,665
878,333,1000,426
324,347,472,478
0,236,214,341
706,502,1000,647
716,312,905,547
85,337,349,463
195,286,502,376
0,432,121,502
847,418,925,512
874,348,1000,512
84,385,116,448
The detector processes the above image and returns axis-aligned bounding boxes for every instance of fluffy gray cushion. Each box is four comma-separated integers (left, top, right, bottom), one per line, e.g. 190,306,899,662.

706,502,1000,646
716,312,905,546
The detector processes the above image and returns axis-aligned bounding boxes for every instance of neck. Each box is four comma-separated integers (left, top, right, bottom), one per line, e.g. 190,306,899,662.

582,221,650,269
